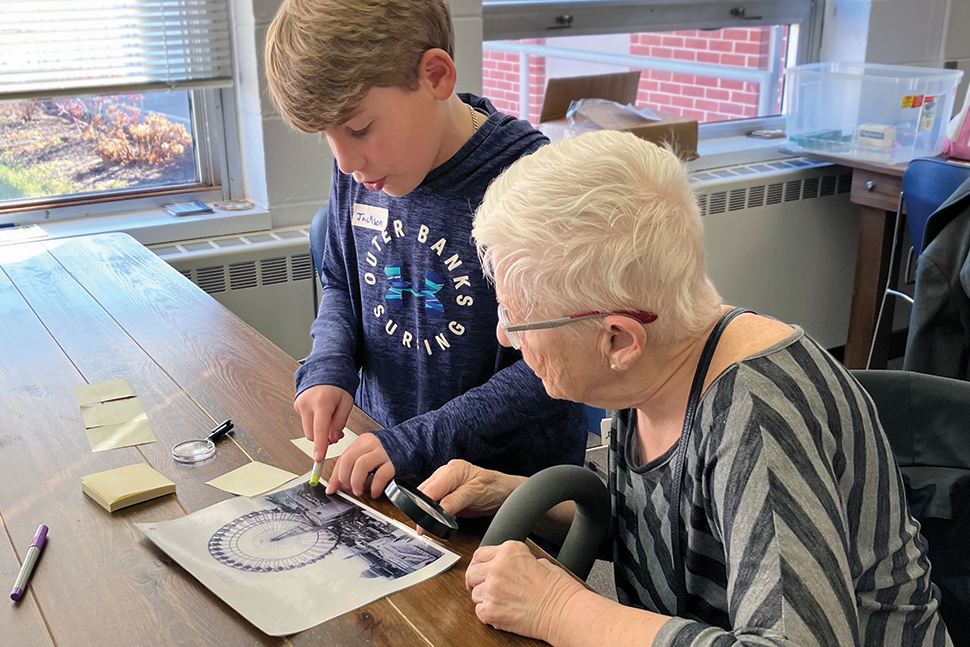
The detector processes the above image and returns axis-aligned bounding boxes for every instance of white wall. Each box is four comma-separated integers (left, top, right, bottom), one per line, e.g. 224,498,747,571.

943,0,970,112
822,0,969,113
232,0,964,232
234,0,484,231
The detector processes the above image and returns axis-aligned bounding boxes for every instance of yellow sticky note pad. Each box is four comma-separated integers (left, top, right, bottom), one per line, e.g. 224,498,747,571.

81,397,146,428
82,463,175,512
73,379,137,406
290,428,358,460
206,462,299,498
85,412,156,452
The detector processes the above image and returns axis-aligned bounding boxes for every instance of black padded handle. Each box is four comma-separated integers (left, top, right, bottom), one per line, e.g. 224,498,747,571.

481,465,610,580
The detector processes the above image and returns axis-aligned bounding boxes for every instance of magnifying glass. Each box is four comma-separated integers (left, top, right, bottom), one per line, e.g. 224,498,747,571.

172,419,234,463
384,480,459,540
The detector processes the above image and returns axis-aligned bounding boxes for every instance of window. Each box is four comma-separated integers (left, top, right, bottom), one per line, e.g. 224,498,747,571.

483,1,822,131
0,1,236,219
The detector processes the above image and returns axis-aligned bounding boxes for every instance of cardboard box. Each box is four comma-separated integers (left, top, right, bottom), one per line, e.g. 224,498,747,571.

538,71,699,160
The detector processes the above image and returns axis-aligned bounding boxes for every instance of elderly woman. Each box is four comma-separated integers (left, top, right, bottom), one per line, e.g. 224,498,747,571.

420,131,950,646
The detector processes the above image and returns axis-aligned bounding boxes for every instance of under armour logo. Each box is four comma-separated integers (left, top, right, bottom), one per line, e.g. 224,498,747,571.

384,264,444,314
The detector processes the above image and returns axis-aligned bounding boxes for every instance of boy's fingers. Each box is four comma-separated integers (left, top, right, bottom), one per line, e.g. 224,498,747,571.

299,407,314,441
350,451,384,496
325,471,340,494
370,462,395,499
311,403,335,463
312,433,330,464
329,395,353,443
326,452,349,494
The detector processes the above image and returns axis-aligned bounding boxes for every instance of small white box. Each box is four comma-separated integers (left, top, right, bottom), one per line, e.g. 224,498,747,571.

855,123,897,148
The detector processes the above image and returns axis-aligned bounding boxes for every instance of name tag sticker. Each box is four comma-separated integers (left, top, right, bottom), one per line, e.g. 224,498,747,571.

352,203,389,232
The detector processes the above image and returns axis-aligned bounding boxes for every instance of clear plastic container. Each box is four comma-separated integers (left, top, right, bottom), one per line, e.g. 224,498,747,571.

784,62,964,164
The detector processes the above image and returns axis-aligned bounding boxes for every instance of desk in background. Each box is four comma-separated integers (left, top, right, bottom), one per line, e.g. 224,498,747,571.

800,152,911,369
0,233,542,647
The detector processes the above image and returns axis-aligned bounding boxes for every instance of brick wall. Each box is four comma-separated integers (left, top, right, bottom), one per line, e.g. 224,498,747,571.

632,27,787,122
482,39,546,124
483,27,787,126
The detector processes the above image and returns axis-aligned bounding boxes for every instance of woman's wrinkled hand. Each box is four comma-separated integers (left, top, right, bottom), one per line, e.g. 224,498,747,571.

465,540,586,642
418,459,522,519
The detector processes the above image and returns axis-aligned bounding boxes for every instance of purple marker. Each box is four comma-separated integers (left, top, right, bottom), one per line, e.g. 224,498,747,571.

10,524,47,602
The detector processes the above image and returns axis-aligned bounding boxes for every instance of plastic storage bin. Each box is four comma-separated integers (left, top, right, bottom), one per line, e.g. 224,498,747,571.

784,62,963,164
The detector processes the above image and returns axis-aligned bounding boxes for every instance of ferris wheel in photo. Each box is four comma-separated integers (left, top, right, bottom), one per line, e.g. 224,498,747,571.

208,509,339,572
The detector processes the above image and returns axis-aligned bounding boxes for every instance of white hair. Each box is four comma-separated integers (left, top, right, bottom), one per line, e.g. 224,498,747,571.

473,130,722,347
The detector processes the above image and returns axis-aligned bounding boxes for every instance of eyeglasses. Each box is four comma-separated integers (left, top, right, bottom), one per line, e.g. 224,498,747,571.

497,304,658,350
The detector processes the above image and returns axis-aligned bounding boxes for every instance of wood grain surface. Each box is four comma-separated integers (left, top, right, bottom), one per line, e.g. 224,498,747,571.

849,169,904,213
0,233,545,647
1,514,55,647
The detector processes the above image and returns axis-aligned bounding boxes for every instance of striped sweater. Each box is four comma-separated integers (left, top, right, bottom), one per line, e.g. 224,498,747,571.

609,328,951,646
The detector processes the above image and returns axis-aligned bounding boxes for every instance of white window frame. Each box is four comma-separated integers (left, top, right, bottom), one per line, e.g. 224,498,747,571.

4,87,242,225
0,2,242,225
483,0,824,141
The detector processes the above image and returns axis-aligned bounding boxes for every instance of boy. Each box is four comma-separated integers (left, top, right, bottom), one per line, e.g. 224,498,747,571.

264,0,586,499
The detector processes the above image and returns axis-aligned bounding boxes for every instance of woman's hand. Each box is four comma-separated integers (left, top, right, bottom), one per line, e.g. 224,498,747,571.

418,459,523,518
465,540,587,643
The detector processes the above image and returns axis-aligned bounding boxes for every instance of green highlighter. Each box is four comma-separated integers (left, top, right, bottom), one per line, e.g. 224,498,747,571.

309,460,323,487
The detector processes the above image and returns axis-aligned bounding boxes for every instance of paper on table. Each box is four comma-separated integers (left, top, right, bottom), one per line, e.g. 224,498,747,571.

80,397,146,428
291,428,358,460
206,462,299,498
73,378,138,406
135,478,458,636
85,412,156,452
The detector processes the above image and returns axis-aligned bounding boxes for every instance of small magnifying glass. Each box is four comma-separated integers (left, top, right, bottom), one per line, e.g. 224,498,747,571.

172,419,234,464
384,479,459,540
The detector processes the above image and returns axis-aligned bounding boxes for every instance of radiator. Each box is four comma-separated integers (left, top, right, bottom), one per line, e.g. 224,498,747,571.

149,227,316,360
695,158,859,349
149,157,860,362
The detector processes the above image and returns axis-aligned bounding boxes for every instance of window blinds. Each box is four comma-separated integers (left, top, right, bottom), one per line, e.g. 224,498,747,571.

0,0,233,101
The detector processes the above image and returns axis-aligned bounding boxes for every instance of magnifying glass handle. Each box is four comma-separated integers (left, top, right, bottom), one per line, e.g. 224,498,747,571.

206,420,234,442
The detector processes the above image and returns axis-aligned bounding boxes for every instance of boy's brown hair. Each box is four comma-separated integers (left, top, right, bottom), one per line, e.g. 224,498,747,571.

265,0,455,133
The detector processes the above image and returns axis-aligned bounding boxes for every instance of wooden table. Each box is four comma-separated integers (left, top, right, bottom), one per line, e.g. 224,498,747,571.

800,151,910,369
0,233,543,647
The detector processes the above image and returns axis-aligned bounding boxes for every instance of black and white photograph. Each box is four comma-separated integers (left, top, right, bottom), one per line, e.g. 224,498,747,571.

137,478,457,637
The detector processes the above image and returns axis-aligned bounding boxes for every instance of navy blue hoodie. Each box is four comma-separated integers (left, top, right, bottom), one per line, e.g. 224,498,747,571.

295,95,587,482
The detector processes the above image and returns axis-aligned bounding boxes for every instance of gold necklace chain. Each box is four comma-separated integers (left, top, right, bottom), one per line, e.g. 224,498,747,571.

468,103,479,133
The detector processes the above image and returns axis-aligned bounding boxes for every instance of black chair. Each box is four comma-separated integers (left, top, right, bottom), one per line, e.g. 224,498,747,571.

852,369,970,643
309,204,329,316
868,159,970,367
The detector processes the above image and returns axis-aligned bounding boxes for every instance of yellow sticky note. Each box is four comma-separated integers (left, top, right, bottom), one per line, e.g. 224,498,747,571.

73,379,137,406
290,429,358,460
80,397,145,428
85,412,156,452
81,463,175,512
206,462,299,498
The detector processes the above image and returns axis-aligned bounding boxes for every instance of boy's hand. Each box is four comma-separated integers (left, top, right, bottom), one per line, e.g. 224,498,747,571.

326,433,395,499
418,460,522,519
294,385,354,463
